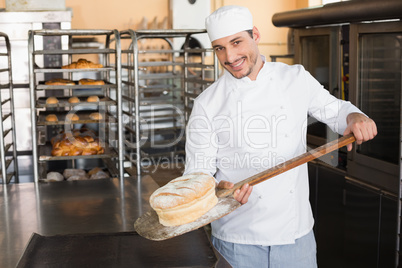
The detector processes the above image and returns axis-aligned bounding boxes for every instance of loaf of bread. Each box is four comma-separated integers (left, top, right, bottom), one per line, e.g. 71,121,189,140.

65,113,79,121
46,97,59,104
87,95,100,102
50,128,105,157
150,173,218,226
79,79,105,85
62,58,103,69
89,112,102,120
68,96,80,103
63,168,87,179
82,148,98,155
46,114,58,122
88,167,103,176
67,175,88,181
90,170,109,180
46,172,64,182
45,78,75,85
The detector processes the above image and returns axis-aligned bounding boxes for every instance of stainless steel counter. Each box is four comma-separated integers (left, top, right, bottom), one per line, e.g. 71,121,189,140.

0,176,158,268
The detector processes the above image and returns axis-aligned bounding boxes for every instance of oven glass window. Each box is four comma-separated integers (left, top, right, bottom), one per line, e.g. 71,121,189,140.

358,33,401,164
301,35,331,141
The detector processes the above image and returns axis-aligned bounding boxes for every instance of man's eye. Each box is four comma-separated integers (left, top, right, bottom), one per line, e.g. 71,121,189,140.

215,47,223,52
234,41,240,45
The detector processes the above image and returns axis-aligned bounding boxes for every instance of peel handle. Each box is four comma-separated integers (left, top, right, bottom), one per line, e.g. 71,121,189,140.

216,134,356,198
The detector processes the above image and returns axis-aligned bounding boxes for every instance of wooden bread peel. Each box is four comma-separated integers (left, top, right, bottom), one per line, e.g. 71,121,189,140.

134,134,356,241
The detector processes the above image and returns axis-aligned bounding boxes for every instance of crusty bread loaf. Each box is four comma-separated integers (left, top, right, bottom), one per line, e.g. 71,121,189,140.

79,78,105,85
45,78,75,86
46,97,59,104
46,114,58,122
63,168,86,179
150,173,218,226
65,113,79,121
87,95,100,102
46,172,64,182
89,112,102,120
68,96,80,103
50,128,105,157
62,58,103,69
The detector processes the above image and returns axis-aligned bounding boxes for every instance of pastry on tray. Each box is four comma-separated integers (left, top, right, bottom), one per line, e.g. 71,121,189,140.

68,96,80,103
46,114,58,122
50,127,105,157
46,96,59,104
65,113,80,121
89,112,102,120
45,78,75,85
62,58,103,69
87,95,100,102
79,78,105,85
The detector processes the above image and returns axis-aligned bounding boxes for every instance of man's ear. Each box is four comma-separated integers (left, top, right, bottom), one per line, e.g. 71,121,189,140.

253,26,261,43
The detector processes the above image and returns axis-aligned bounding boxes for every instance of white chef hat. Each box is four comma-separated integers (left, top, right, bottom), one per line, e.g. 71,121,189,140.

205,5,253,42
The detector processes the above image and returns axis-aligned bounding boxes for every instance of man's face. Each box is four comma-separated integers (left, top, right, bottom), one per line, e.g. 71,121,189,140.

212,27,262,80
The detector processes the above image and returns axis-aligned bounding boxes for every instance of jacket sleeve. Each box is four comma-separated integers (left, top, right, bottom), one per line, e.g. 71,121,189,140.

184,99,218,177
304,68,364,134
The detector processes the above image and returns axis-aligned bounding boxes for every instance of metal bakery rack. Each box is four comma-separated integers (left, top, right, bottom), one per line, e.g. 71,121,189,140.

28,29,123,182
119,29,218,176
0,32,18,184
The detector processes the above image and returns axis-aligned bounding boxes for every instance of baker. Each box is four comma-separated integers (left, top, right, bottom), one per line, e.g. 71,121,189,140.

183,5,377,268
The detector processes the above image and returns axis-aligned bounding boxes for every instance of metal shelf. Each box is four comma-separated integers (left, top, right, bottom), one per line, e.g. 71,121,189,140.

36,81,116,91
120,29,218,175
33,66,115,73
38,142,118,162
0,32,18,184
33,48,116,55
29,29,123,182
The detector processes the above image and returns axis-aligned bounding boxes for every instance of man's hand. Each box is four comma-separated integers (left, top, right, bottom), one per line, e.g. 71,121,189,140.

217,180,253,204
344,112,377,151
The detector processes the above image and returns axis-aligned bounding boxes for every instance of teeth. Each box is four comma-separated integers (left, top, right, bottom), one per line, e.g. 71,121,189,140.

232,59,244,68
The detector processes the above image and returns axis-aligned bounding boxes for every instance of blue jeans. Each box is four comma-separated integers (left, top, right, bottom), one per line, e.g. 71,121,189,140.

211,230,317,268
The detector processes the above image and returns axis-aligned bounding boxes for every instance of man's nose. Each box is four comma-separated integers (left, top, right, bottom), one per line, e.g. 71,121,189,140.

225,47,236,64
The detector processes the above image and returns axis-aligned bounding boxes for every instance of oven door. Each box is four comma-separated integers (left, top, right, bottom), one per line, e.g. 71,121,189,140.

348,21,402,194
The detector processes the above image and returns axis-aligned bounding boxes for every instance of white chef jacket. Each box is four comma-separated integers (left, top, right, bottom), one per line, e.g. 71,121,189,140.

184,57,362,246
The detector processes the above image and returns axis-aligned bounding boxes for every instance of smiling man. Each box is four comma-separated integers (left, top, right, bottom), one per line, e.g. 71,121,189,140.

184,5,377,268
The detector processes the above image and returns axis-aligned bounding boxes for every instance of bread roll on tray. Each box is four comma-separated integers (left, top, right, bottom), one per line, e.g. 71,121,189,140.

62,58,103,69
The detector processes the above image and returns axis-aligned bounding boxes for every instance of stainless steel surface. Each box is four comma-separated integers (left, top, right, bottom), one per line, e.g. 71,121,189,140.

0,175,158,268
0,32,18,184
272,0,402,28
28,29,123,181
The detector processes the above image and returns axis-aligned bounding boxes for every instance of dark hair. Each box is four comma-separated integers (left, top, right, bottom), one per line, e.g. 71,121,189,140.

246,29,253,38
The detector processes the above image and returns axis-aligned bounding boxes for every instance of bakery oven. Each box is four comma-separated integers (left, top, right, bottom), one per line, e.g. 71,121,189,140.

293,25,348,168
273,2,402,266
347,20,402,194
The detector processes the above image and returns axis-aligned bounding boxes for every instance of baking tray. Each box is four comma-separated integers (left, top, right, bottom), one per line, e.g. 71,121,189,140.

36,96,116,108
36,80,116,91
38,141,117,162
37,111,116,126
